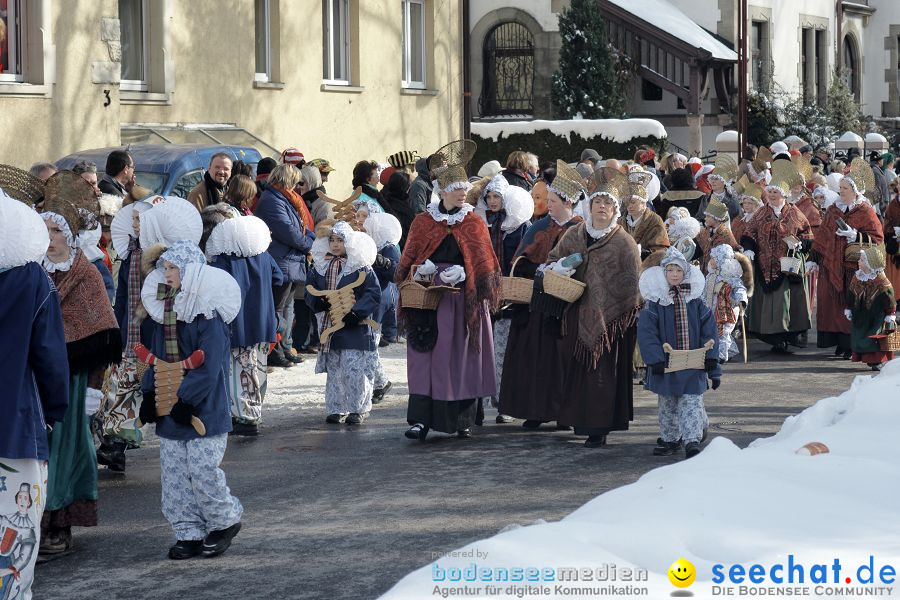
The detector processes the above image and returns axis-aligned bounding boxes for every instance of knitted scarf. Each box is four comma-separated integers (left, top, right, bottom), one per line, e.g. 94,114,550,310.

813,202,884,294
396,210,501,350
275,184,315,232
157,283,180,361
486,209,506,269
320,254,346,353
547,223,642,367
670,283,692,349
203,171,226,210
124,239,143,358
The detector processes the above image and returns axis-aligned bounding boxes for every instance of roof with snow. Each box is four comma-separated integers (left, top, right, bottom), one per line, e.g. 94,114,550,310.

605,0,737,62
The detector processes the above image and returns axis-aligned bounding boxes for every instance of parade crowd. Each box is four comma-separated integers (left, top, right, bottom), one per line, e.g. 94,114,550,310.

2,135,899,599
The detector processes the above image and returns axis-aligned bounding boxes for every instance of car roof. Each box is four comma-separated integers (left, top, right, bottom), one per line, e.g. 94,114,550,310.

56,144,262,173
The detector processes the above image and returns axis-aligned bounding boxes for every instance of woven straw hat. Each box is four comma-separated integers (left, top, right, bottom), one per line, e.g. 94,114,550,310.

431,140,477,191
862,246,886,271
43,171,100,233
704,198,730,221
0,164,46,206
550,160,585,203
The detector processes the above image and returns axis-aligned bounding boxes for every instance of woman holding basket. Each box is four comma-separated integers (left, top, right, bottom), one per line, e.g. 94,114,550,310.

396,141,501,441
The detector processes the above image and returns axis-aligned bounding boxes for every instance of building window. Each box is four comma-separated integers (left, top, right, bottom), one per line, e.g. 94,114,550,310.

801,28,811,104
0,0,23,82
479,21,534,117
843,35,859,101
641,79,662,101
402,0,426,88
322,0,350,84
255,0,271,82
119,0,148,92
815,29,826,106
750,21,770,93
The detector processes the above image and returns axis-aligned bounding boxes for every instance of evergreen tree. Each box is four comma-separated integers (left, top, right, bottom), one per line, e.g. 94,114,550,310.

551,0,629,119
826,70,864,135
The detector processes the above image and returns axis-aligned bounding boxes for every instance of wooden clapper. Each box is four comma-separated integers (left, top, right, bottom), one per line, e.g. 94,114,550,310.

306,270,380,343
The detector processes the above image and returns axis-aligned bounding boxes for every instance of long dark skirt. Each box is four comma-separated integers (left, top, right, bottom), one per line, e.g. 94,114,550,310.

558,322,636,436
748,272,810,347
407,395,477,434
499,309,566,423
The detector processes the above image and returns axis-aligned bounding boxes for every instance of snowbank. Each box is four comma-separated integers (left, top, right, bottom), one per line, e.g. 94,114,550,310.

471,119,667,144
379,360,900,599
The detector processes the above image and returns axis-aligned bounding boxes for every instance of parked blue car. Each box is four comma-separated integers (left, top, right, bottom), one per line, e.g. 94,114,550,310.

56,144,263,198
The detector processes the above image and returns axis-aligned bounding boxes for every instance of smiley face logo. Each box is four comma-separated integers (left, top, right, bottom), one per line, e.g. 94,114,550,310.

668,558,696,588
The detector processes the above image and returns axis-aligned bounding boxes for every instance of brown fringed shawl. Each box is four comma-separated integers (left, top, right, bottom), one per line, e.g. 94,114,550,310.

548,224,642,368
849,273,894,311
742,204,812,288
515,215,583,268
697,223,740,273
618,210,669,267
813,202,883,294
50,249,122,372
396,210,501,349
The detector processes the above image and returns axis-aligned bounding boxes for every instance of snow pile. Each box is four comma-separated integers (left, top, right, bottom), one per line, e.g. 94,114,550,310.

379,360,900,599
471,119,667,144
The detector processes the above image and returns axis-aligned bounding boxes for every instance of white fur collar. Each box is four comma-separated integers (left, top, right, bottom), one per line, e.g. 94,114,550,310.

426,201,473,226
142,264,242,324
205,215,271,259
639,265,706,305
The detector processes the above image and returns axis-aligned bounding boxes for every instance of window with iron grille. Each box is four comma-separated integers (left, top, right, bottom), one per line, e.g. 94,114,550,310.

479,22,534,117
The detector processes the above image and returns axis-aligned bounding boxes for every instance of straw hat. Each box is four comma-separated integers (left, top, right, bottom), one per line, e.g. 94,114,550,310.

0,164,45,207
43,171,100,234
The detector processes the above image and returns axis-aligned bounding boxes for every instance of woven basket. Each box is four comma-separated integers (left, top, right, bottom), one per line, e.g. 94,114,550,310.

543,269,586,303
844,233,882,265
663,340,716,373
872,330,900,352
398,264,459,310
501,257,533,304
780,249,803,279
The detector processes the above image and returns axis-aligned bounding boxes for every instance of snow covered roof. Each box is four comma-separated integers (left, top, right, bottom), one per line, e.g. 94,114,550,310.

380,361,900,599
606,0,737,62
471,119,667,144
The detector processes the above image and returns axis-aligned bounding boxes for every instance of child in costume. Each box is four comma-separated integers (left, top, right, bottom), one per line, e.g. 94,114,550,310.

638,247,721,459
306,221,381,425
703,244,749,363
139,240,243,560
846,247,896,371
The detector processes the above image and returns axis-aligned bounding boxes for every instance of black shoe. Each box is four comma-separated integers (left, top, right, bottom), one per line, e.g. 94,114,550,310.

495,414,514,424
299,346,319,355
97,439,127,472
457,428,472,439
202,522,241,557
842,349,852,360
379,337,390,348
770,341,792,354
268,355,294,368
793,332,808,348
405,423,429,441
834,346,842,357
230,420,259,437
870,363,883,371
346,412,367,425
325,413,347,424
372,381,392,404
522,420,542,429
286,353,305,364
584,434,607,448
652,438,681,456
685,442,702,459
475,401,484,426
168,539,203,560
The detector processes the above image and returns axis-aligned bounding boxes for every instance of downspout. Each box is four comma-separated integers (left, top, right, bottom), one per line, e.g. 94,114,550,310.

836,0,843,73
462,0,472,143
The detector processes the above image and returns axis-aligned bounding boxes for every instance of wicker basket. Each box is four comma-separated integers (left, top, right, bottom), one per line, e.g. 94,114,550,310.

845,233,882,265
780,249,803,279
398,264,459,310
871,330,900,352
542,269,586,303
662,340,716,373
501,257,533,304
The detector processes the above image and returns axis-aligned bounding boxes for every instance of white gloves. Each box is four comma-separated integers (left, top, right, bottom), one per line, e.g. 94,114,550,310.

414,260,437,282
791,240,803,252
837,226,858,240
636,243,642,257
894,226,900,239
744,249,755,261
439,265,467,286
805,261,818,274
85,387,103,416
547,258,576,277
844,309,852,321
885,315,897,327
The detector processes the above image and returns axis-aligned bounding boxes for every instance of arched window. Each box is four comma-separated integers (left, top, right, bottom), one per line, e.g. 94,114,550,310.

479,22,534,117
843,35,859,101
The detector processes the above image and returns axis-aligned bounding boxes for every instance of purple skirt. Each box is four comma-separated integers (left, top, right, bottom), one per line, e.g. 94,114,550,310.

407,287,497,401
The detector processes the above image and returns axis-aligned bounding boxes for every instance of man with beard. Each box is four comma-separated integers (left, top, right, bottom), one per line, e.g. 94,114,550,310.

188,153,233,211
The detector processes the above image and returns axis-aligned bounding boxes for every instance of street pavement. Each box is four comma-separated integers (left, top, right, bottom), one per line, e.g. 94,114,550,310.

33,337,869,599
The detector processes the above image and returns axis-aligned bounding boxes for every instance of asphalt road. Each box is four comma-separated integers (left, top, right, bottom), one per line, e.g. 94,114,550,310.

33,337,868,599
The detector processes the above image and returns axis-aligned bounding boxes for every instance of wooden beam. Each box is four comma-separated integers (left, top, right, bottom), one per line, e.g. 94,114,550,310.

638,65,690,101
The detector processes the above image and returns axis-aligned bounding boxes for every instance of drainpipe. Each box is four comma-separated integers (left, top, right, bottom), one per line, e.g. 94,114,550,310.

462,0,472,143
836,0,842,73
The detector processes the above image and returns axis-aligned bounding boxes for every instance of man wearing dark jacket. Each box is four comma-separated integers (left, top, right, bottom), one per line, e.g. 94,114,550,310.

99,150,134,197
0,190,70,598
409,156,433,214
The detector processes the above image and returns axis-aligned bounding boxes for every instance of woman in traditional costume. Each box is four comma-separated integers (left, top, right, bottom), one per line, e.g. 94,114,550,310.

548,175,642,448
810,159,884,358
499,161,584,429
396,141,501,441
846,247,896,370
739,163,813,353
39,172,122,556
